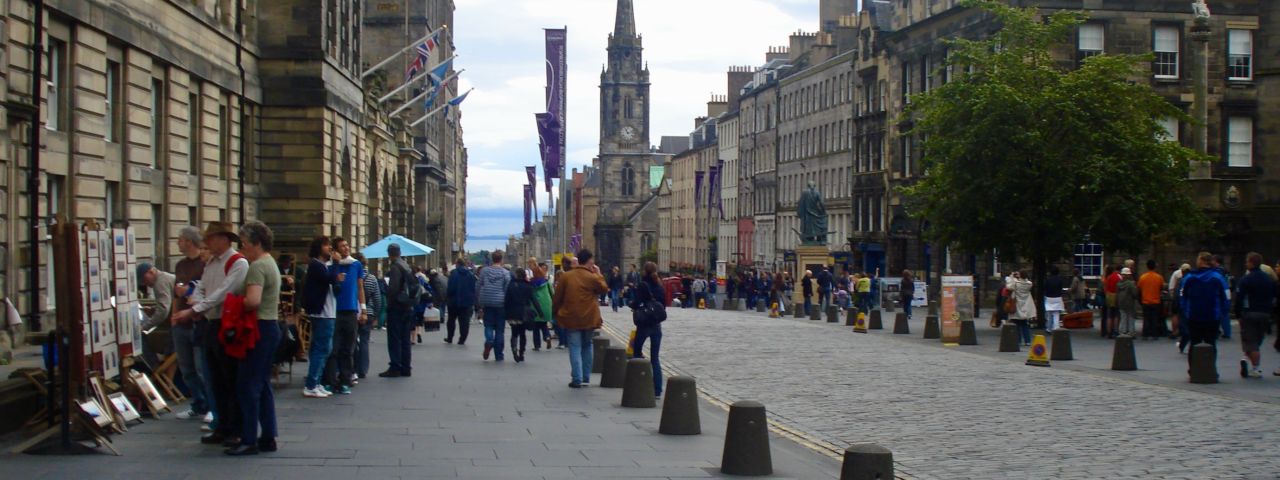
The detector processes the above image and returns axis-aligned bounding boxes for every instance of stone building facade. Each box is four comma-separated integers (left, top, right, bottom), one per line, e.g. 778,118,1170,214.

716,111,740,270
668,115,719,272
0,0,439,332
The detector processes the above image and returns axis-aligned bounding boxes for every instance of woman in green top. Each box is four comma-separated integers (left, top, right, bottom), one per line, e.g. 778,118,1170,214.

227,221,282,456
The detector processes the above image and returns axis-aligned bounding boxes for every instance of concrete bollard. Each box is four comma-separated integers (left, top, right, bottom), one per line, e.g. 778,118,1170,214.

736,298,746,311
923,315,941,339
720,400,772,476
723,298,735,311
756,301,766,313
591,337,611,374
868,311,884,330
620,358,656,408
600,347,629,388
958,321,978,345
840,444,894,480
794,305,805,318
1188,344,1218,384
810,307,822,321
659,376,701,435
1050,329,1074,361
928,301,938,316
998,323,1021,352
1111,335,1137,371
868,310,882,329
845,308,857,326
893,313,910,334
826,305,839,323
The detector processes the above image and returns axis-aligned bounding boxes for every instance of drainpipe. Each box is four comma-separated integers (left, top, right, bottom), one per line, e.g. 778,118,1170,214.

235,0,246,221
28,0,45,332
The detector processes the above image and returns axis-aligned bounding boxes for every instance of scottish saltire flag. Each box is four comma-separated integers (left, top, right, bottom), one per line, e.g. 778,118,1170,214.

405,43,430,84
424,58,454,109
443,89,470,116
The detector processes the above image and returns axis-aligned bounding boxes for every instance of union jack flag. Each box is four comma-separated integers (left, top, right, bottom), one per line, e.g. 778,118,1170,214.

404,42,430,84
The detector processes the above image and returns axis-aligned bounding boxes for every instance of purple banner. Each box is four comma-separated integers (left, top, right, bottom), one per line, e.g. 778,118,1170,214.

524,184,533,235
694,170,705,211
545,28,567,180
536,113,561,193
716,159,726,219
526,166,537,186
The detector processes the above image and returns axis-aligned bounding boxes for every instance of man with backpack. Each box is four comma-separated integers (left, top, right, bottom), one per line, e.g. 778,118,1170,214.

1179,252,1231,368
380,243,419,378
445,259,477,345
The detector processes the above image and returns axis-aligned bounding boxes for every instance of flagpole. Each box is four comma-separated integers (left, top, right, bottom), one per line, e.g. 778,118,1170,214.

361,25,448,79
388,70,463,117
377,54,457,104
409,87,473,127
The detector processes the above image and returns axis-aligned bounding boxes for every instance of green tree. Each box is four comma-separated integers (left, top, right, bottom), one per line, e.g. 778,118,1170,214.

902,0,1208,318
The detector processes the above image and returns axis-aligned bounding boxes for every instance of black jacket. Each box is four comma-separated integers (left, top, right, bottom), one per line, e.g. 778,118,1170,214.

504,280,535,321
630,277,666,308
303,258,339,316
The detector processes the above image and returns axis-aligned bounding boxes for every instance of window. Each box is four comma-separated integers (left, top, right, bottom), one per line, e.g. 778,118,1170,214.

1153,26,1179,79
189,91,201,177
1078,24,1104,61
1156,117,1179,143
1073,243,1104,279
105,181,120,226
106,62,122,142
901,136,912,177
1227,116,1253,168
621,163,635,197
151,204,165,267
217,103,228,179
47,39,68,131
901,61,912,104
1227,29,1252,80
46,174,64,223
151,78,165,169
921,55,931,92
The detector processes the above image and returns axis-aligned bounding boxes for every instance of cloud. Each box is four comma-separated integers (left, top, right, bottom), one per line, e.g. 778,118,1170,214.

455,0,821,245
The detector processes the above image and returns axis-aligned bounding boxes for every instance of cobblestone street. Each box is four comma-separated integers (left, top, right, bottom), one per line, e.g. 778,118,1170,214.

600,305,1280,480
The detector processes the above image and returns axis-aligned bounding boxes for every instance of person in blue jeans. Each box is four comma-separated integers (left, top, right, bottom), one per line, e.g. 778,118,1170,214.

226,220,283,455
630,261,666,396
301,236,341,397
476,251,512,361
554,249,610,388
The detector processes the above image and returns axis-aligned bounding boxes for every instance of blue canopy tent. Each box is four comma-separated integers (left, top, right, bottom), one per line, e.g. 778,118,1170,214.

361,234,435,259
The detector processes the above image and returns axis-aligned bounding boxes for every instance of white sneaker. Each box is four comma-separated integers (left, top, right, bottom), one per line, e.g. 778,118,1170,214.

303,387,330,398
175,410,200,420
201,424,212,432
203,412,214,424
1248,368,1263,379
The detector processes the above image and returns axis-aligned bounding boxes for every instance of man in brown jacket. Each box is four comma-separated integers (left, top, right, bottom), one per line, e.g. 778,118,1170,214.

553,249,609,388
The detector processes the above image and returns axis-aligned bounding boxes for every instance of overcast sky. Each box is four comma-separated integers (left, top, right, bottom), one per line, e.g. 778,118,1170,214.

456,0,824,251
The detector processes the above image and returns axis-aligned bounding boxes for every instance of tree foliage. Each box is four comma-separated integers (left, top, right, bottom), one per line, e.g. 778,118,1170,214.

902,0,1209,269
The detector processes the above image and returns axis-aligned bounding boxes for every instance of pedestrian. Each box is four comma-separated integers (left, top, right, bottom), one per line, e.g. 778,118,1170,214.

297,237,339,397
630,261,666,397
429,268,447,331
856,271,872,314
801,270,813,315
444,259,476,345
1179,252,1230,363
225,221,282,456
1043,266,1065,332
1115,268,1140,336
1212,254,1234,340
327,238,366,395
625,264,641,305
528,259,554,350
137,262,175,368
477,251,512,362
172,222,249,446
1171,263,1192,348
1007,271,1035,346
901,270,916,319
1233,252,1274,379
817,266,833,312
380,243,418,377
1068,268,1089,314
553,255,576,349
607,266,624,312
354,253,380,380
773,272,789,313
553,248,609,388
1103,265,1121,337
412,267,432,344
692,275,708,308
505,267,535,363
1137,260,1167,340
170,226,211,422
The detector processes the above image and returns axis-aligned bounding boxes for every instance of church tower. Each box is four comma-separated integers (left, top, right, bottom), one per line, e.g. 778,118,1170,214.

600,0,651,157
592,0,658,271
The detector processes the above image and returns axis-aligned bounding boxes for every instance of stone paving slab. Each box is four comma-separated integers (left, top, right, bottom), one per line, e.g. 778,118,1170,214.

603,305,1280,480
0,325,839,479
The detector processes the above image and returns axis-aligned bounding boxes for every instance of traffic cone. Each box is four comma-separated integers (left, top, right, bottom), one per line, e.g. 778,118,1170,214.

1026,334,1050,367
853,312,868,333
768,303,780,318
697,298,706,309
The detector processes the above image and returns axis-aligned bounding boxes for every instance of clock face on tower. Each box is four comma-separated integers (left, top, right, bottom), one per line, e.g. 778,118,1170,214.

619,126,637,142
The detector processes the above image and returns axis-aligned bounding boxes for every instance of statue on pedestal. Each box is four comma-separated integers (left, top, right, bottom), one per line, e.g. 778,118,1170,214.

796,181,829,246
1192,1,1211,27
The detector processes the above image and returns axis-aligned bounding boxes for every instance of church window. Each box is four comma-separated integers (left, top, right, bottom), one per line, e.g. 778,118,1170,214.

621,163,636,197
625,96,633,119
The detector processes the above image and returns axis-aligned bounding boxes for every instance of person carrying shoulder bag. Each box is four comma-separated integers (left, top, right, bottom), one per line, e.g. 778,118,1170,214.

629,261,667,397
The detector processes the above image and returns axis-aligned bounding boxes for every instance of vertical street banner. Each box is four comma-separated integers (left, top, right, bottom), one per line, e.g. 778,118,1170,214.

694,170,705,211
523,184,533,235
715,159,726,218
526,166,538,211
544,28,567,185
706,166,718,209
535,113,559,193
941,275,975,344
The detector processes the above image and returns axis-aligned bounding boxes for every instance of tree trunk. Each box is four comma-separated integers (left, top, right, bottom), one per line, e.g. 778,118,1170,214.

1032,256,1048,328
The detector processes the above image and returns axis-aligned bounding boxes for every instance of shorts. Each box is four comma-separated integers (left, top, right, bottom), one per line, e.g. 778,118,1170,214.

1240,312,1270,353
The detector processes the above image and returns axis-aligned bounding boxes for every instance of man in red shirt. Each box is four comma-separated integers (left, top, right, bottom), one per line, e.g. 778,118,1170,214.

1103,265,1122,338
1137,260,1167,340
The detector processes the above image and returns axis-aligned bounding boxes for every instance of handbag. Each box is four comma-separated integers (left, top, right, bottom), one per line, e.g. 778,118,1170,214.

1002,295,1016,315
989,310,1003,328
632,283,667,327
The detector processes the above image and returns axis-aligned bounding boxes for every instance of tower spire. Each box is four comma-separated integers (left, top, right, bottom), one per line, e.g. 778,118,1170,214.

614,0,636,39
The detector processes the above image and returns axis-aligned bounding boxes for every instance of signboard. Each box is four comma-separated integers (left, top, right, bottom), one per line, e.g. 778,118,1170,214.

941,275,974,344
716,261,727,284
879,278,927,308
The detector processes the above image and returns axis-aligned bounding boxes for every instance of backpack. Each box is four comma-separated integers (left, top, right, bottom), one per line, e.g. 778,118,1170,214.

394,263,422,306
632,281,667,328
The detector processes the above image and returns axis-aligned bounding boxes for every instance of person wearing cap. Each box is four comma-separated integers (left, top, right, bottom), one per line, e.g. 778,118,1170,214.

170,225,210,422
1115,267,1140,337
137,262,176,367
173,221,250,446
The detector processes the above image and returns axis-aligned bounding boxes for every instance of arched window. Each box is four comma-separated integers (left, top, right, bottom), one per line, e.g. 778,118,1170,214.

621,163,636,197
